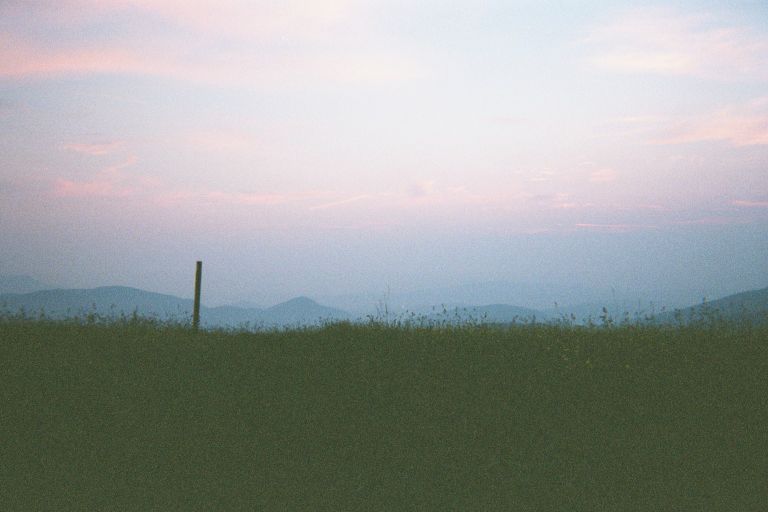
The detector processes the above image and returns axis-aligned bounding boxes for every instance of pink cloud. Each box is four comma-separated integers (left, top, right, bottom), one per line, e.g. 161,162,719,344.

589,50,694,75
183,132,257,152
283,185,513,214
408,180,436,198
155,189,294,207
51,155,158,199
528,169,555,183
310,195,373,211
652,98,768,146
575,223,657,232
0,32,425,87
2,0,354,40
0,1,426,88
122,0,354,40
100,155,138,173
672,217,745,226
552,201,581,210
610,98,768,147
543,192,583,210
0,35,152,79
733,199,768,208
62,141,125,155
588,168,618,184
208,192,289,206
0,35,263,85
53,178,135,198
585,8,768,80
665,116,768,146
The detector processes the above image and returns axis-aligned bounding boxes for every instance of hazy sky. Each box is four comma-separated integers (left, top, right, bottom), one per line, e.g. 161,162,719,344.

1,0,767,306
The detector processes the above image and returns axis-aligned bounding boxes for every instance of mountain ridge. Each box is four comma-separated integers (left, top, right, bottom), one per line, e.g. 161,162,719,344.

2,282,767,328
655,286,768,325
0,286,348,328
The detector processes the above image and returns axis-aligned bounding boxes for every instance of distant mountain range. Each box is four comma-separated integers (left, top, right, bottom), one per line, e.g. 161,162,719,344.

314,280,710,317
316,280,605,315
0,285,349,329
1,274,766,328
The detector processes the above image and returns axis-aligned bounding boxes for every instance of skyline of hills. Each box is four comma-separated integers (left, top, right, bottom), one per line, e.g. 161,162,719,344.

1,274,766,328
654,287,768,325
0,284,349,329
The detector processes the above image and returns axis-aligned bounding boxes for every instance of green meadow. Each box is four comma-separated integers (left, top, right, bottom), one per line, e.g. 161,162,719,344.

2,316,767,510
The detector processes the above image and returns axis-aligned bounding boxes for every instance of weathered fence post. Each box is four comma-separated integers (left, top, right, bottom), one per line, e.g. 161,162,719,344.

193,260,202,331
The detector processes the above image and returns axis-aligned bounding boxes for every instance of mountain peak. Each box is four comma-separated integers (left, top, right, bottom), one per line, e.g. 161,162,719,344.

265,296,349,323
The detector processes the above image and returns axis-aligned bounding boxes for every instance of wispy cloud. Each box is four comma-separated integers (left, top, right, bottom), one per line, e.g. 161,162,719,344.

602,97,768,147
158,190,290,206
588,167,618,184
52,160,294,205
0,34,172,80
52,155,152,198
123,0,355,41
1,0,355,41
0,34,425,87
307,182,500,213
54,178,135,198
153,186,345,208
62,141,125,155
408,180,436,198
652,98,768,146
733,199,768,208
672,216,746,226
310,194,373,211
528,171,555,183
584,7,768,80
549,192,582,210
183,132,257,152
575,223,657,232
0,2,427,88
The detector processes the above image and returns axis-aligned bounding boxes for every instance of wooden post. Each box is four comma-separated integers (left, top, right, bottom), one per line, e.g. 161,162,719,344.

193,260,202,331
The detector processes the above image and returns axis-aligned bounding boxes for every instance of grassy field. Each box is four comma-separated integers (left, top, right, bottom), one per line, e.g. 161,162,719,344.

2,317,767,510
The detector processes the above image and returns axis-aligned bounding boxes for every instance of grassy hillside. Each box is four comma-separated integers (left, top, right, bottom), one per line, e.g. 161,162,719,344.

2,317,767,510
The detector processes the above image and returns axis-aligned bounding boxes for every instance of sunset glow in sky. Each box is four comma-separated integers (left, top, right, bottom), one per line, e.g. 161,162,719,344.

2,1,767,306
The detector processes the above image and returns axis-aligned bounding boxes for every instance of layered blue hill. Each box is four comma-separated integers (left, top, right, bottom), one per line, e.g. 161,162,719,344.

0,286,350,329
654,286,768,325
2,281,766,328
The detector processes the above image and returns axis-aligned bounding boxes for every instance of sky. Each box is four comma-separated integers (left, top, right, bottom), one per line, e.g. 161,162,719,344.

1,0,767,307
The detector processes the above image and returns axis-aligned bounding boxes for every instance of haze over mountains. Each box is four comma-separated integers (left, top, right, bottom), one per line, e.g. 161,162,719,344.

0,275,49,295
1,274,766,328
314,280,720,323
653,287,768,325
0,283,349,329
